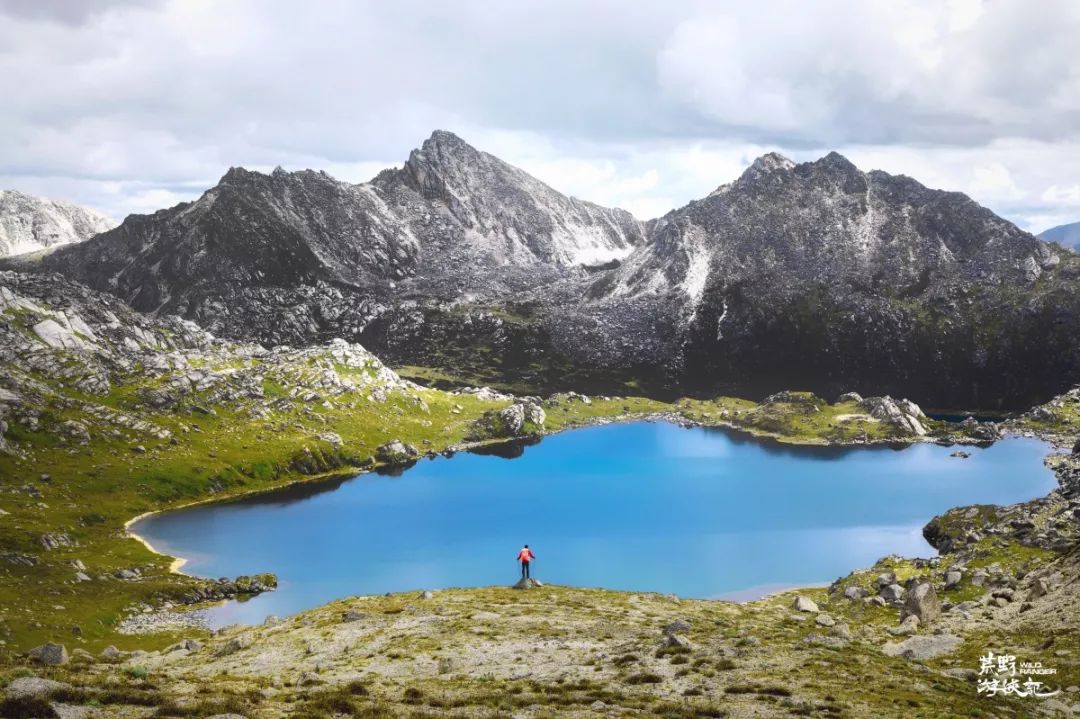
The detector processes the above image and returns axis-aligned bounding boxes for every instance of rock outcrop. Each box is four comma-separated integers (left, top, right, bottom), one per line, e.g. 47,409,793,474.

0,270,420,463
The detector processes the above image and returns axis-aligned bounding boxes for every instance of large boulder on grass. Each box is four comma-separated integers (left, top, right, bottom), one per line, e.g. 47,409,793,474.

904,581,941,624
5,676,71,699
27,642,68,665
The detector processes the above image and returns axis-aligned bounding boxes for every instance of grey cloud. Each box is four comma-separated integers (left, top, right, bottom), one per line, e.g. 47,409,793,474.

0,0,161,25
1,0,1078,227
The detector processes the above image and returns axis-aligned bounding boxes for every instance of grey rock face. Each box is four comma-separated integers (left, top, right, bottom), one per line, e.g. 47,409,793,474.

23,131,643,349
792,595,819,612
39,532,78,550
27,642,69,665
375,439,420,465
662,619,691,636
568,152,1080,407
4,676,72,699
0,190,114,258
882,634,961,660
858,396,928,436
8,140,1080,408
663,633,692,650
888,614,920,636
843,585,868,600
903,582,941,624
879,583,905,602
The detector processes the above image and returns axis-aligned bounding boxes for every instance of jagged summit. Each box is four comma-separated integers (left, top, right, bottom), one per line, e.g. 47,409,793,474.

420,129,477,155
739,152,796,182
7,134,1080,408
15,129,645,338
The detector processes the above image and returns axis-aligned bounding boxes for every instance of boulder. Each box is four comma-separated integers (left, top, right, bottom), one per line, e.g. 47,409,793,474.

27,642,68,665
858,396,927,436
882,634,961,660
903,582,941,624
836,392,863,403
341,609,365,623
316,432,342,446
843,586,868,600
497,404,525,435
70,648,95,664
512,577,542,590
792,595,819,613
32,318,92,350
39,532,77,550
879,584,904,602
521,400,546,427
944,570,962,589
874,572,897,588
663,633,692,650
5,676,71,699
375,439,419,465
214,634,252,657
814,613,836,627
888,615,920,636
662,619,691,636
830,623,853,641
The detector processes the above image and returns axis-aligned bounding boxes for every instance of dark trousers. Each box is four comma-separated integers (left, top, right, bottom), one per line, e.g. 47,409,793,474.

520,561,530,579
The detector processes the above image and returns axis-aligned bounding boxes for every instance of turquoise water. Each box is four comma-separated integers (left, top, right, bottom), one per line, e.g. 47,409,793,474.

131,422,1057,626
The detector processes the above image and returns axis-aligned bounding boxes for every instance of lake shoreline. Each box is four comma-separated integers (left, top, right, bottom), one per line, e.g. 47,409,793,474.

124,418,1057,630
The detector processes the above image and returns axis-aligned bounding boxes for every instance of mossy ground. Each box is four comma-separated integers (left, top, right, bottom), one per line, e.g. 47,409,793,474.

5,574,1074,718
3,342,1073,716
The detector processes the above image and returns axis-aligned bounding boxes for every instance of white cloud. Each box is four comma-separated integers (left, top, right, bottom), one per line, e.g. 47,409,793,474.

1042,185,1080,207
1,0,1079,230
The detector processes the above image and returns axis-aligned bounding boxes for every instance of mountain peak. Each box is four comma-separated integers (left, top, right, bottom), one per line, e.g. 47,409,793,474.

811,151,860,175
414,131,479,161
736,152,796,186
400,130,489,200
219,166,258,185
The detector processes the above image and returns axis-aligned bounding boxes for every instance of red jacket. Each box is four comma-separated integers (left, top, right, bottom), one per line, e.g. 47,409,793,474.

517,548,535,563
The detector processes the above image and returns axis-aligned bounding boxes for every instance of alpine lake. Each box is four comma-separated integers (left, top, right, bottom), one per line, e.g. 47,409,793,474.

130,421,1058,626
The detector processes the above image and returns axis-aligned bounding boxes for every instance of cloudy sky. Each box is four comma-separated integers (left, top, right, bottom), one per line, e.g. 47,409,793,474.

2,0,1079,232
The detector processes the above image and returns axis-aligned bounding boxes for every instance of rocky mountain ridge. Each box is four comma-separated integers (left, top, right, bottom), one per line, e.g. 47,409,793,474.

0,190,114,258
546,150,1080,407
12,131,642,321
1040,220,1080,251
8,133,1080,409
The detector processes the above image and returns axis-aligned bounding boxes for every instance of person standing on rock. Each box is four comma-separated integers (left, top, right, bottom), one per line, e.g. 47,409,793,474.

517,544,535,579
